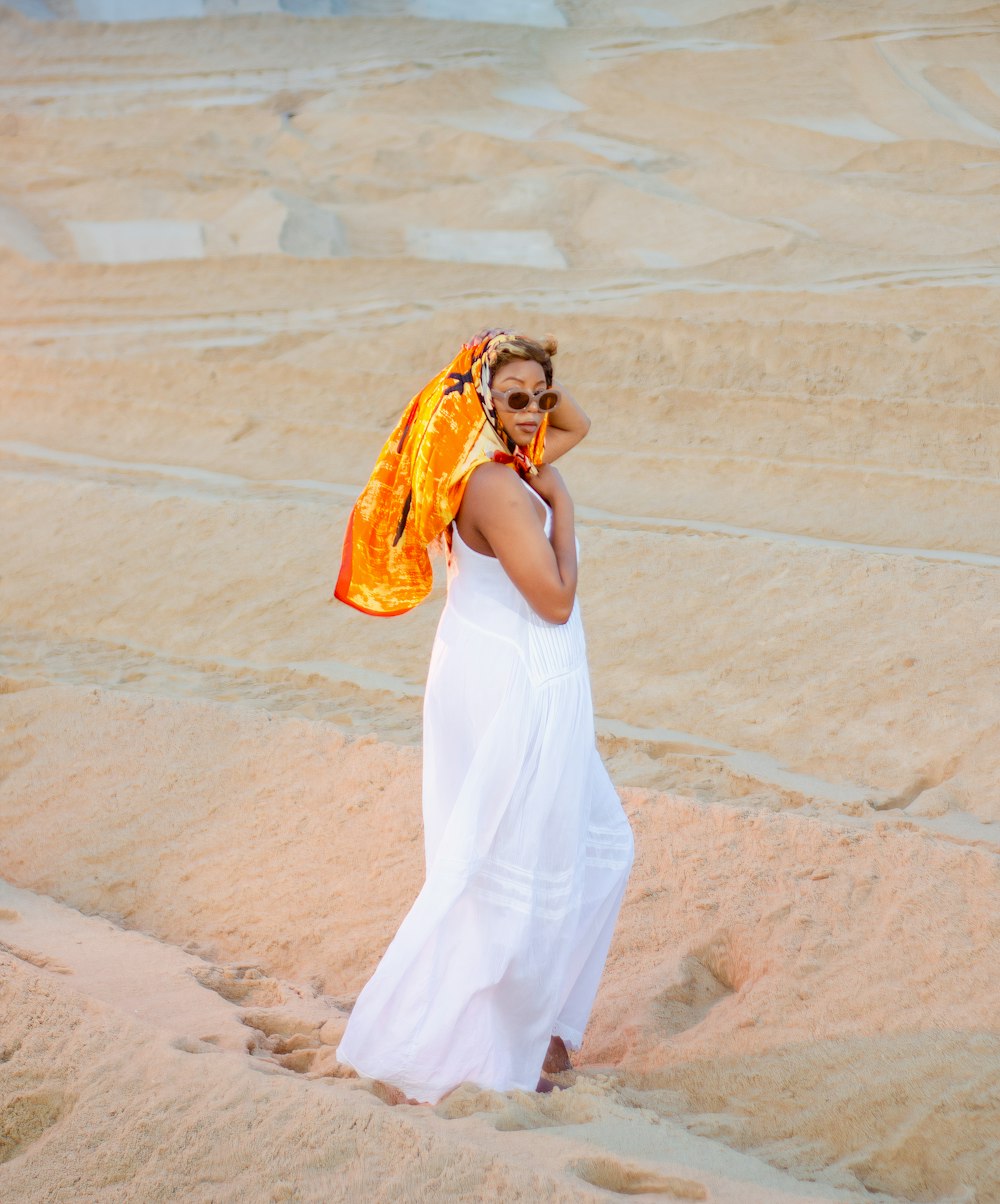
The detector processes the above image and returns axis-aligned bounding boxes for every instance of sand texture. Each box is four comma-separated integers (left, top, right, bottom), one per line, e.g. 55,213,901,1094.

1,1,999,1201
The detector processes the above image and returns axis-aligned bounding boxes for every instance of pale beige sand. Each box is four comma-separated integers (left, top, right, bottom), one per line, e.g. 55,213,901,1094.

3,681,998,1201
1,1,998,1200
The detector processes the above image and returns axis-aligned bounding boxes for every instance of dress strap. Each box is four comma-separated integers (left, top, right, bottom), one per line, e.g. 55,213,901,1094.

517,474,552,537
517,474,551,513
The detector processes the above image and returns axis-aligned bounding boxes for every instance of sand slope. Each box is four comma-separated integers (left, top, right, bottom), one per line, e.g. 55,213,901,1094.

3,681,998,1201
1,1,998,1200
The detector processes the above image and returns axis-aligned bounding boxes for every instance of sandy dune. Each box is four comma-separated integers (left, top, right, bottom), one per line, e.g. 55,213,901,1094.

1,1,998,1200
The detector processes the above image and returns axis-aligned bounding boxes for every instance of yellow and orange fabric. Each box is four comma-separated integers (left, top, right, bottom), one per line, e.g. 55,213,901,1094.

332,330,548,616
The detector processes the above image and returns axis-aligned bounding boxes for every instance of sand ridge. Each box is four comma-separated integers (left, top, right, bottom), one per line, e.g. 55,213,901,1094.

1,0,999,1199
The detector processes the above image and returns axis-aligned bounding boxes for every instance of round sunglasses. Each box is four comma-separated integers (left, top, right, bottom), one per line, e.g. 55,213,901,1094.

490,385,561,412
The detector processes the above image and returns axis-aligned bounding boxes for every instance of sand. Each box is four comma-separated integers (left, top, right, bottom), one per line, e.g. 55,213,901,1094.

1,1,998,1200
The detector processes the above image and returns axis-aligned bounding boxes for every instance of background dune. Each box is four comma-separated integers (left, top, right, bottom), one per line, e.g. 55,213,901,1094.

1,2,998,1201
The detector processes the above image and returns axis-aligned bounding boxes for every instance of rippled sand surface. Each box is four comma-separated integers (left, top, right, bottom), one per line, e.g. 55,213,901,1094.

1,3,999,1201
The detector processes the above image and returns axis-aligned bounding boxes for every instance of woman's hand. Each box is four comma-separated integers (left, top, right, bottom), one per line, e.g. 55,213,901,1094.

540,381,590,465
529,463,570,506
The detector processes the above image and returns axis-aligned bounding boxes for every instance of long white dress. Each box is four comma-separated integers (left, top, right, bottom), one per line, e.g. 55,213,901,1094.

336,477,635,1103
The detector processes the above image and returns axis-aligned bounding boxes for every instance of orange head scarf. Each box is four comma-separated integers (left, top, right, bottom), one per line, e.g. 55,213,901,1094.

331,329,548,616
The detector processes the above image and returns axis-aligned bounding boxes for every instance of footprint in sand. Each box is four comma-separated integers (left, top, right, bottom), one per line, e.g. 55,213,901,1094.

0,939,73,975
572,1155,708,1199
642,932,749,1044
188,961,353,1077
0,1090,71,1165
237,1007,350,1075
363,1079,414,1106
433,1080,596,1130
170,1035,226,1056
189,962,284,1007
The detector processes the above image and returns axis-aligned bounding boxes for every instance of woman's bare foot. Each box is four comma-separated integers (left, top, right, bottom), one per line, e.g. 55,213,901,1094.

542,1035,572,1074
536,1076,562,1093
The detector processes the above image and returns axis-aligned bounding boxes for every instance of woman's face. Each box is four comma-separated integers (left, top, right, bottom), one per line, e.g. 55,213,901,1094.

490,358,547,448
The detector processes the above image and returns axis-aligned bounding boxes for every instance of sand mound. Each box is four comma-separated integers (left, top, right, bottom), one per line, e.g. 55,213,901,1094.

1,0,998,1198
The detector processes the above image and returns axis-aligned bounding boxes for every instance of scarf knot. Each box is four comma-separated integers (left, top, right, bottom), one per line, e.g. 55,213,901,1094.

490,447,538,478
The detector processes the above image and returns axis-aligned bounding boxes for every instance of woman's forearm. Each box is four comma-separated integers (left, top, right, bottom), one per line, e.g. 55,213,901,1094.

542,384,591,463
547,383,590,435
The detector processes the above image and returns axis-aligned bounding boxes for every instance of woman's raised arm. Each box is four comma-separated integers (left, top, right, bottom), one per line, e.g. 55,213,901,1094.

541,381,591,464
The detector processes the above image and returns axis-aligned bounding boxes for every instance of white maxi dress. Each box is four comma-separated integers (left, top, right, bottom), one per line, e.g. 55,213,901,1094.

336,478,635,1103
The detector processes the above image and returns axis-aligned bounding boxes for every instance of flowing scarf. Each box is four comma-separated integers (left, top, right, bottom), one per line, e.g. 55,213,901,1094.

331,329,548,616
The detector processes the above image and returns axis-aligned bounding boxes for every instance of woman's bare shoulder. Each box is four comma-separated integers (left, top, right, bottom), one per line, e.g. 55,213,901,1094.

463,461,526,502
460,462,535,531
466,459,517,485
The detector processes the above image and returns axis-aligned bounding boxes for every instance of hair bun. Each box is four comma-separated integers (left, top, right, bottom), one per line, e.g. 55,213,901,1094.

540,333,558,357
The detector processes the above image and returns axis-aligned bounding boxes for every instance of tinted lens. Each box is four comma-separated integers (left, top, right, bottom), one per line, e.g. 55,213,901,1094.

504,390,532,410
537,389,560,411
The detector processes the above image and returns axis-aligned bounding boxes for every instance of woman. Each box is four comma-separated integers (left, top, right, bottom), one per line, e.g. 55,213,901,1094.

333,329,634,1103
